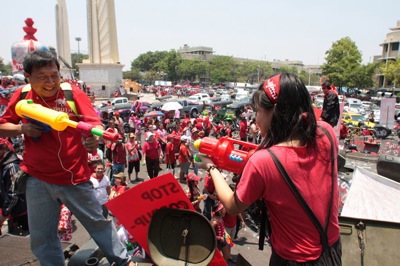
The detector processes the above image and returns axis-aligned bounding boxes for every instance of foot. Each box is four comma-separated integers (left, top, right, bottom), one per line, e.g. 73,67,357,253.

228,258,236,264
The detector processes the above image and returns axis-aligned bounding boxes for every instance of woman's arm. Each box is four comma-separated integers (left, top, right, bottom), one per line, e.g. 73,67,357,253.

208,167,249,216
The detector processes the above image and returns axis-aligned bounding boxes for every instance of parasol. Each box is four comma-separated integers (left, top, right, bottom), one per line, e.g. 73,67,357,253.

161,101,183,111
144,110,165,117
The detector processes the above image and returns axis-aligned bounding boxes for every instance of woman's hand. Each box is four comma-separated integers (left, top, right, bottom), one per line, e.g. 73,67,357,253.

195,154,214,170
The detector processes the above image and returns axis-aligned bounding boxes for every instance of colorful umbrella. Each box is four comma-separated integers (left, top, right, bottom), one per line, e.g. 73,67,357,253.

144,110,165,117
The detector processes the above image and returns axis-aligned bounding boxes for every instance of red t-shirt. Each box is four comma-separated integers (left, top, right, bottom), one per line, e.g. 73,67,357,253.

142,140,160,160
203,174,215,194
223,212,237,228
112,142,127,164
239,120,247,138
0,84,101,185
236,122,340,262
165,142,176,164
178,144,189,163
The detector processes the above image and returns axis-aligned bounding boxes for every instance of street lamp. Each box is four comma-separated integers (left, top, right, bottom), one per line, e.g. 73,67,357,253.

75,37,82,63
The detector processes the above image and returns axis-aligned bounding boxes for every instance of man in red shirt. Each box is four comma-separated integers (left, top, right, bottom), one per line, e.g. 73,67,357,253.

178,136,190,182
239,116,248,141
165,135,177,176
0,51,133,265
142,132,162,179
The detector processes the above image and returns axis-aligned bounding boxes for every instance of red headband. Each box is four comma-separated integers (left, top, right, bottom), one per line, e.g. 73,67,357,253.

263,74,281,104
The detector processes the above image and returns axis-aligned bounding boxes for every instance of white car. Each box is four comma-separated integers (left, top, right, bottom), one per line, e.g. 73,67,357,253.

187,93,211,104
344,103,366,115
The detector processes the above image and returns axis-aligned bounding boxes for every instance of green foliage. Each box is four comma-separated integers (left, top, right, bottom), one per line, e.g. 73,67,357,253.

0,58,12,76
177,59,209,82
298,69,320,86
209,56,237,84
123,69,141,81
236,61,273,83
279,66,299,75
322,37,362,89
380,58,400,87
351,63,379,89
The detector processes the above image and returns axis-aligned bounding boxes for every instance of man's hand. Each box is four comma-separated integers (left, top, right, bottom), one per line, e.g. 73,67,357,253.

84,135,100,152
21,123,44,138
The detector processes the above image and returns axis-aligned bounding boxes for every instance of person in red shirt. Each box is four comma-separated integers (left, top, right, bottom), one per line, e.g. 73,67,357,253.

142,132,162,179
109,172,127,200
178,136,190,182
0,50,133,265
111,140,127,183
197,73,341,264
203,116,212,137
239,116,248,142
165,135,177,176
339,122,349,139
202,173,218,221
126,133,141,182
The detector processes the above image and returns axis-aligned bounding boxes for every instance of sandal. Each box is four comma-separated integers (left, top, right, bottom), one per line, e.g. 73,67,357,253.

228,258,236,264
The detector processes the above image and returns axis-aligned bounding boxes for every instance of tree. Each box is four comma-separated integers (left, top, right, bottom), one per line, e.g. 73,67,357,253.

0,57,12,76
351,63,379,89
322,37,362,91
296,69,321,86
123,69,141,81
236,61,273,83
381,58,400,87
131,51,168,72
209,56,237,84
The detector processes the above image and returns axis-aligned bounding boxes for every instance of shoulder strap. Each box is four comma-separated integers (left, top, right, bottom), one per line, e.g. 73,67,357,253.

267,126,335,249
59,83,78,115
20,83,78,115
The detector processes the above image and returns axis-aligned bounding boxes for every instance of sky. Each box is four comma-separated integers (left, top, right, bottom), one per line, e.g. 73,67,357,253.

1,0,399,71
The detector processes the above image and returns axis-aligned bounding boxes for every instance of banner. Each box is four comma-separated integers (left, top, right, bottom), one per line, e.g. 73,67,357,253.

106,173,226,265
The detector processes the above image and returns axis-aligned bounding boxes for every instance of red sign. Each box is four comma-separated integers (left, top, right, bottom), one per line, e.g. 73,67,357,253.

106,173,226,265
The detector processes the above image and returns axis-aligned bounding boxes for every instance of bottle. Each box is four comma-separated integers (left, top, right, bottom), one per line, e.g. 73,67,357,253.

125,240,133,251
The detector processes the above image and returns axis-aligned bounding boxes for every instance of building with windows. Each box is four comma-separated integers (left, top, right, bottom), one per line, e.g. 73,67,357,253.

177,44,322,84
377,20,400,88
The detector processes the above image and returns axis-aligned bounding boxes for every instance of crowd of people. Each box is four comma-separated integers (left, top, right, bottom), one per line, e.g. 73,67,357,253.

0,49,342,265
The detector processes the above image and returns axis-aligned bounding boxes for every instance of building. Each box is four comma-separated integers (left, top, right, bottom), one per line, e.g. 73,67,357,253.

377,20,400,88
177,44,322,84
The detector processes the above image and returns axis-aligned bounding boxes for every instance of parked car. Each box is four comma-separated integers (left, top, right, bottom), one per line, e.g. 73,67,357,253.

235,91,249,101
342,112,375,128
395,103,400,118
187,93,211,104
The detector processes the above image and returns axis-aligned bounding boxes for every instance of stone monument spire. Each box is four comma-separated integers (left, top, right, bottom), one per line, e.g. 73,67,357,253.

55,0,71,66
87,0,120,64
78,0,124,97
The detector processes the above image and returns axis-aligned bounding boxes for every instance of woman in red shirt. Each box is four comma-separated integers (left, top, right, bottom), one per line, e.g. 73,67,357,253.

197,73,341,265
109,172,127,200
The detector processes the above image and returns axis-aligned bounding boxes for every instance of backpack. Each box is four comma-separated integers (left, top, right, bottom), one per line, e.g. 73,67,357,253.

20,83,78,116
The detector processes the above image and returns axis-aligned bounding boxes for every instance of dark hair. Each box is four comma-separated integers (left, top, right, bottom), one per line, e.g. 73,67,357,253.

251,73,317,149
321,81,331,90
23,50,60,75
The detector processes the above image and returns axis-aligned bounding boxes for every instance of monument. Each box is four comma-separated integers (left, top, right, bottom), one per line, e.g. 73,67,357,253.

77,0,124,97
55,0,74,79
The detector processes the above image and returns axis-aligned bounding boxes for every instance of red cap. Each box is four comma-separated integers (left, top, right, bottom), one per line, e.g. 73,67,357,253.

187,173,201,182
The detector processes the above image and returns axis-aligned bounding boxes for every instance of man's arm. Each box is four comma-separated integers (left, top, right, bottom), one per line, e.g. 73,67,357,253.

0,122,23,137
0,122,43,138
